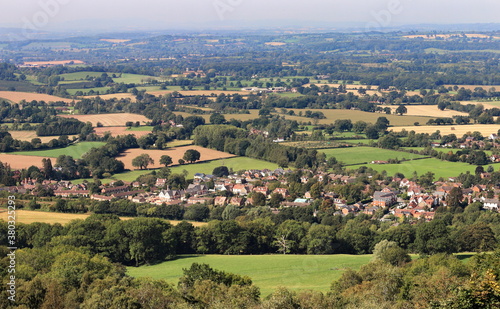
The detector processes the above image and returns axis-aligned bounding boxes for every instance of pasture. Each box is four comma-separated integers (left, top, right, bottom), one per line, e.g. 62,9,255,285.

60,113,151,127
0,154,56,169
169,156,279,177
391,124,500,136
320,147,427,165
379,105,468,117
13,142,105,159
116,145,236,170
0,209,206,227
282,109,432,126
348,158,483,179
126,254,373,297
0,91,75,104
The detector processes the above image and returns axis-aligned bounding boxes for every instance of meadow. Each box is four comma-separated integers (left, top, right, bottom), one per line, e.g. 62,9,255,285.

348,157,485,179
320,147,427,165
126,254,373,297
391,124,500,136
13,142,106,159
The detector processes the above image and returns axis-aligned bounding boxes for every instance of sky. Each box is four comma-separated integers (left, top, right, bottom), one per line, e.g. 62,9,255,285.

1,0,499,32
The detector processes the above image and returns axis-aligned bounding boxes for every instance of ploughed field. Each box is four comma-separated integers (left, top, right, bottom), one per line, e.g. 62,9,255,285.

59,113,151,127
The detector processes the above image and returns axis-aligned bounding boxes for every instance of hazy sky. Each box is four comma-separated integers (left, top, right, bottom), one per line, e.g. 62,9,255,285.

2,0,500,31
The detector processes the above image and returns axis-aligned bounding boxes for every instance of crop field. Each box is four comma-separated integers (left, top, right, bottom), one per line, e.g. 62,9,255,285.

348,157,486,179
126,254,372,297
391,124,500,136
23,60,84,66
8,131,78,143
379,105,469,117
169,157,279,177
320,147,427,165
13,142,105,159
0,91,75,104
0,209,206,227
94,126,152,137
283,109,432,126
0,154,56,169
460,100,500,109
116,145,236,170
60,113,151,127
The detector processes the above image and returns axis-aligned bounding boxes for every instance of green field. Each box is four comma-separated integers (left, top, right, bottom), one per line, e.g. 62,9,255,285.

320,147,427,165
13,142,106,159
170,157,279,177
59,72,158,84
403,147,494,156
348,157,490,179
127,254,373,297
126,126,154,131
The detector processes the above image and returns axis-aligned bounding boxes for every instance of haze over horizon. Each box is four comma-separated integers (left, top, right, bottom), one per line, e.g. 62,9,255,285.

1,0,499,33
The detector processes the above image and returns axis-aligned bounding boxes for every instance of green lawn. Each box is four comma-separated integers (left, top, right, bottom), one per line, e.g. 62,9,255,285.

403,147,494,156
71,169,151,185
169,157,279,177
12,142,106,159
320,147,427,165
127,254,373,297
126,126,154,131
348,157,491,179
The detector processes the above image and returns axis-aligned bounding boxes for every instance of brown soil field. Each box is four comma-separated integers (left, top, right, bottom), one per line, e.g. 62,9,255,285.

0,209,206,226
0,91,75,104
0,154,56,169
265,42,286,46
391,124,500,136
84,90,251,101
9,131,77,143
116,145,236,170
94,126,152,137
379,105,469,117
459,101,500,109
100,39,131,43
60,113,151,127
446,85,500,91
23,60,85,66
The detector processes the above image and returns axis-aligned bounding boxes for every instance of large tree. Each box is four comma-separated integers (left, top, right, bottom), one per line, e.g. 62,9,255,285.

132,154,154,170
159,155,173,167
183,149,201,163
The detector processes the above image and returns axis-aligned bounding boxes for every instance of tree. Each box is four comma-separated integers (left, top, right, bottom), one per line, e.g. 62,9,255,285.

183,149,201,163
209,113,226,124
159,155,172,167
372,240,411,266
446,186,463,208
365,125,380,139
212,166,229,177
395,104,408,115
132,154,154,170
375,117,390,131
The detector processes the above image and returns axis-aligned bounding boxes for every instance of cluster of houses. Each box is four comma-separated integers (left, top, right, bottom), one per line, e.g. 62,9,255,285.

3,168,499,220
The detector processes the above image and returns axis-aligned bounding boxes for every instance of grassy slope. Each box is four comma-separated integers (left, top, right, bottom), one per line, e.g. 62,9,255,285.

126,254,373,297
320,147,427,165
12,142,106,159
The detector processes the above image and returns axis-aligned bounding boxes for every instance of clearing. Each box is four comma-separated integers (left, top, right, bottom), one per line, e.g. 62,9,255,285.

320,147,427,165
59,113,151,127
116,145,236,170
12,142,105,159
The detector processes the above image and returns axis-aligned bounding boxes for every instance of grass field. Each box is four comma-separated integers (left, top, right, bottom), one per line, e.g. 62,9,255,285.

13,142,105,159
126,126,154,131
320,147,427,165
126,254,373,297
0,209,206,227
169,157,279,177
282,109,432,126
348,157,487,179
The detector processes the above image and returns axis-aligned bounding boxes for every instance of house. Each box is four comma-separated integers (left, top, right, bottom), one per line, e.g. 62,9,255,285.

91,194,113,201
273,188,289,198
155,178,167,188
158,189,182,201
373,190,397,207
54,190,90,197
101,185,129,195
186,184,208,195
229,197,244,206
232,184,249,195
253,186,269,195
214,196,227,206
489,133,498,140
483,198,499,211
186,197,214,205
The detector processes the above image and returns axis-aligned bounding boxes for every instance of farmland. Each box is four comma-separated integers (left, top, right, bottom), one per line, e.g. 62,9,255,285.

127,254,373,297
0,91,75,103
59,113,151,127
348,157,484,179
116,145,236,170
379,105,469,117
391,124,500,136
320,147,427,165
0,209,207,227
12,142,105,159
9,131,78,143
0,154,56,169
94,126,152,137
169,157,279,177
